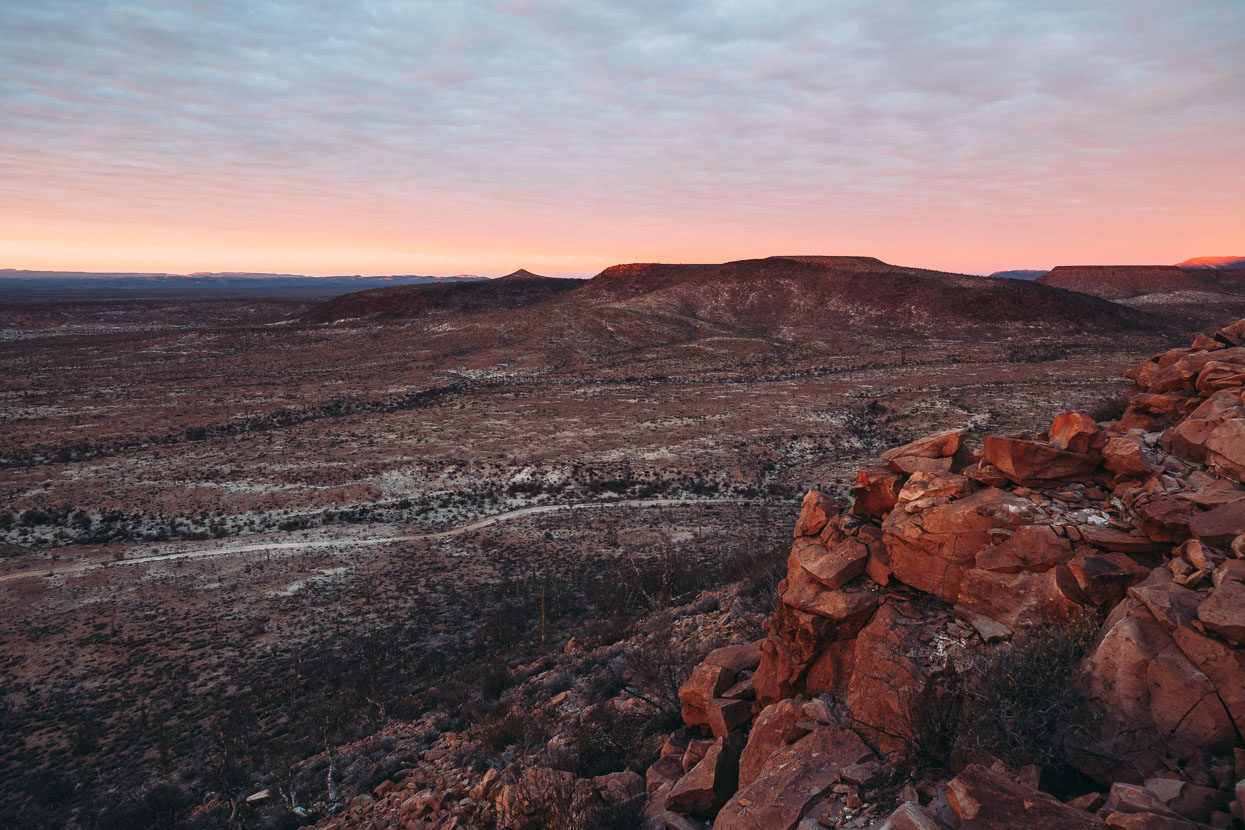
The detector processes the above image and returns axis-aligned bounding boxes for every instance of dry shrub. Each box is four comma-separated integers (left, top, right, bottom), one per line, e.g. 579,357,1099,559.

954,614,1101,780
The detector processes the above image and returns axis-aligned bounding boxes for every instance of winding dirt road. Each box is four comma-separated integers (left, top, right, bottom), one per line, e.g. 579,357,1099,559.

0,497,767,584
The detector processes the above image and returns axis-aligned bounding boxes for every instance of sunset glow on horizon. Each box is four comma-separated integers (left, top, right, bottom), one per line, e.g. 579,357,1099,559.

2,0,1242,278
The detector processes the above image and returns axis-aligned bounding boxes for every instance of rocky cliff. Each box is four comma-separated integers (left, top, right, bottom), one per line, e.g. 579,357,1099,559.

648,319,1245,829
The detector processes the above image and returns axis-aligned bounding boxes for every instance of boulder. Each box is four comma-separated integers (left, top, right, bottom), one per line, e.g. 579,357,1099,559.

1084,598,1238,762
777,571,879,635
802,636,857,697
1103,436,1155,478
851,465,906,520
1198,581,1245,643
1162,418,1217,463
647,756,685,792
946,764,1108,829
1141,778,1233,822
845,603,932,756
882,428,966,468
793,536,868,590
1078,525,1166,553
1067,550,1150,606
736,700,808,788
1138,498,1197,543
705,698,753,738
1051,411,1104,453
974,523,1073,573
1103,782,1183,818
1206,419,1245,483
882,487,1046,601
1214,320,1245,346
957,566,1086,630
1102,812,1200,829
896,470,972,505
954,604,1012,642
793,490,841,538
666,736,739,817
983,435,1100,485
1196,361,1245,395
878,801,953,829
680,664,735,712
593,771,644,810
713,726,872,830
1189,498,1245,548
704,642,763,675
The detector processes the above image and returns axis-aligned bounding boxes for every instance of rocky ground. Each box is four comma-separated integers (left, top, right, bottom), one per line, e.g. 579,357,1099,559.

288,319,1245,830
0,282,1223,830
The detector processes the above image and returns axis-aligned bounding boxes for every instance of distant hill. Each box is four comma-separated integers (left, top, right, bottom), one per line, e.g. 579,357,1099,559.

1177,256,1245,270
390,256,1159,371
0,270,486,298
568,256,1155,333
300,269,583,323
1038,264,1245,299
988,269,1047,281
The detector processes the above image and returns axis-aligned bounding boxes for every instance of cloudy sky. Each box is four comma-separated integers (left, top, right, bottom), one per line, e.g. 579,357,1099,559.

1,0,1241,276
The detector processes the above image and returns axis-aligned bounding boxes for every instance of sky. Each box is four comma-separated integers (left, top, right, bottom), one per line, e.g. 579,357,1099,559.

1,0,1242,277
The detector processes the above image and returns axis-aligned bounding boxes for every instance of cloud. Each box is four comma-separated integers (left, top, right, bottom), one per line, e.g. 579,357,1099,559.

0,0,1241,272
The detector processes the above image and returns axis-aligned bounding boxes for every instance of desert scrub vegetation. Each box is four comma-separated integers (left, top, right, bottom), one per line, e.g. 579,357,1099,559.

891,614,1103,791
953,614,1101,781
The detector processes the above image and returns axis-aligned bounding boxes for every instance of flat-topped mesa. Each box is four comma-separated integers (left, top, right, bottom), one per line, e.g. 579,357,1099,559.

649,317,1245,829
1037,264,1227,299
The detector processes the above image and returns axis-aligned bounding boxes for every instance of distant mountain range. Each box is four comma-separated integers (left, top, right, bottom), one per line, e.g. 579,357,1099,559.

0,270,487,297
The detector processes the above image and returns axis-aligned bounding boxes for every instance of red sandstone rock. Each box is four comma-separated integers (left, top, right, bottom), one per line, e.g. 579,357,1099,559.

679,664,735,727
957,565,1086,630
1198,581,1245,643
845,603,931,756
735,699,808,788
778,570,879,633
793,489,841,537
704,641,763,675
946,764,1108,829
1138,497,1197,543
802,636,857,697
1215,320,1245,346
882,487,1046,601
713,726,872,830
881,428,966,467
1085,597,1238,762
1206,419,1245,482
851,465,905,520
983,435,1100,484
1078,525,1166,553
878,801,953,829
1196,361,1245,395
794,535,868,590
1067,550,1150,605
896,470,973,504
705,698,753,738
974,523,1073,572
1104,435,1155,478
665,736,739,817
1103,782,1183,818
1051,411,1104,453
1189,498,1245,548
1162,418,1217,462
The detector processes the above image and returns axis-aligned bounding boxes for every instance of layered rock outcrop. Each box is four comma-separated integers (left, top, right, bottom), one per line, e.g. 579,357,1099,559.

648,319,1245,830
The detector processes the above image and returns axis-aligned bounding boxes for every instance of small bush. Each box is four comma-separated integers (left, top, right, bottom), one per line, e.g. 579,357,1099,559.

1085,391,1130,424
954,614,1101,779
